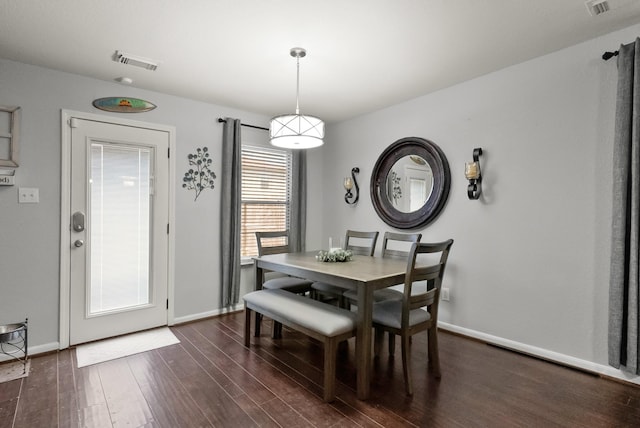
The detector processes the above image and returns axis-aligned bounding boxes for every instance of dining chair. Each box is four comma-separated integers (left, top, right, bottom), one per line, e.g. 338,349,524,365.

372,239,454,395
343,231,422,305
255,230,314,337
255,230,314,294
310,230,379,306
343,232,423,352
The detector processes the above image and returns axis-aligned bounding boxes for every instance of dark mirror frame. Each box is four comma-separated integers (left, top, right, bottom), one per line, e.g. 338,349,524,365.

370,137,451,229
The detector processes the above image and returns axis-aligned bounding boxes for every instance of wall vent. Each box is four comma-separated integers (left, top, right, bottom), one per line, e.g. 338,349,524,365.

115,51,158,71
585,0,610,16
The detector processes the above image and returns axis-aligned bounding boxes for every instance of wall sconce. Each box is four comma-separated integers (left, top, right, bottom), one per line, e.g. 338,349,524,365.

344,167,360,204
465,148,483,200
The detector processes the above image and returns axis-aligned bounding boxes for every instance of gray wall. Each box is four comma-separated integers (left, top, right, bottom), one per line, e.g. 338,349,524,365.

0,57,324,349
320,23,639,382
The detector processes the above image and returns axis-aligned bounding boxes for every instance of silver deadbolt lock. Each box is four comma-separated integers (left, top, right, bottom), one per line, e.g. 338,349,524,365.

72,211,85,232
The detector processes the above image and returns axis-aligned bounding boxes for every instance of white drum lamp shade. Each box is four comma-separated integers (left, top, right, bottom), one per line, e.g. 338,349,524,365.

269,47,324,149
269,113,324,149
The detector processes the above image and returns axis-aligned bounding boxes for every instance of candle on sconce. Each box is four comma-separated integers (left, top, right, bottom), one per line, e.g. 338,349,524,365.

465,147,483,200
465,161,480,180
344,167,360,205
344,177,353,190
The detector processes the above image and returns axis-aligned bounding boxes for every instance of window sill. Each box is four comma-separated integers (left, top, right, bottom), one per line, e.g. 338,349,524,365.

241,257,255,267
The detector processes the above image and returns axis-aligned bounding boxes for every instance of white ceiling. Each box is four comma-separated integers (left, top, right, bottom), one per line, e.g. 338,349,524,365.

1,0,639,123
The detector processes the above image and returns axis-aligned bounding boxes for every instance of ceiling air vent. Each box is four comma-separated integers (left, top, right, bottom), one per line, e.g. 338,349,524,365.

115,51,158,71
585,0,610,16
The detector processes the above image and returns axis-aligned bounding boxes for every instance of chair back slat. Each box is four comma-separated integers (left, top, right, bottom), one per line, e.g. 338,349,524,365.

345,230,379,256
256,231,291,256
382,232,422,259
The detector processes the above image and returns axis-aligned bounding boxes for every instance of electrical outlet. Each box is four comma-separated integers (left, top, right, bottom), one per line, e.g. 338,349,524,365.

441,287,450,301
18,187,39,203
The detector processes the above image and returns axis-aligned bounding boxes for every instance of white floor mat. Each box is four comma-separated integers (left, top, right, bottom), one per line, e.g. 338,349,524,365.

75,327,179,368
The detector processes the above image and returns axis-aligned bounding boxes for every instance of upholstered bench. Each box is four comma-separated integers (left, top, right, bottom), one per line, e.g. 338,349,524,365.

243,289,356,402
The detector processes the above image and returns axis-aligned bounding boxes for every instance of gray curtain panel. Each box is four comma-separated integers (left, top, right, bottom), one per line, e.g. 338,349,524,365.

609,38,640,375
289,150,307,252
220,118,242,307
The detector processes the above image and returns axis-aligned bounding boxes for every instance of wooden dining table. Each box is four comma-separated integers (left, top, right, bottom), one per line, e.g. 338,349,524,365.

253,251,408,400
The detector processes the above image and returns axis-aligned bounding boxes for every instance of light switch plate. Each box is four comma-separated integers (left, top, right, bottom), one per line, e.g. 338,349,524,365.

18,187,39,203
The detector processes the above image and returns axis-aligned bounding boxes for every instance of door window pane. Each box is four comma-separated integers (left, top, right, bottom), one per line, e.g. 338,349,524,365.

90,143,152,314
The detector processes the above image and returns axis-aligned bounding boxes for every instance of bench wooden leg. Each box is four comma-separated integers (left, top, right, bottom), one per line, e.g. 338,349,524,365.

244,306,252,347
272,321,283,339
254,313,262,337
323,338,337,402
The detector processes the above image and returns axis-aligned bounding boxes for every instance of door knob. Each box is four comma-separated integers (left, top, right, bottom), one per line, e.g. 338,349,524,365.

74,239,84,247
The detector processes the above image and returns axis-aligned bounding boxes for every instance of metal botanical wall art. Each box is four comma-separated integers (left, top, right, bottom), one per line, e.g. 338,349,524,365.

390,170,402,205
182,147,216,201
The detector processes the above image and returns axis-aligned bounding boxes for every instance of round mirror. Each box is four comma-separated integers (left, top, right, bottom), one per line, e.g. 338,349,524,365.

371,137,450,229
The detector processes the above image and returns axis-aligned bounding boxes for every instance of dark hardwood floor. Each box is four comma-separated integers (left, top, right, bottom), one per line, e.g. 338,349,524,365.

1,312,640,427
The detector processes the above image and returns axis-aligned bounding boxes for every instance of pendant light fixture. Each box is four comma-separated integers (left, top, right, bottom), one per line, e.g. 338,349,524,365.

269,47,324,149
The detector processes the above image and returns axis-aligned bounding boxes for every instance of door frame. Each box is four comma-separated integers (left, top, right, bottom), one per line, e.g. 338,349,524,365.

59,109,176,349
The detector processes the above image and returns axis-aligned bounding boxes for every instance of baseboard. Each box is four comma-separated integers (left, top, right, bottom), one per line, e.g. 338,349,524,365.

0,341,59,362
172,304,243,325
438,321,640,386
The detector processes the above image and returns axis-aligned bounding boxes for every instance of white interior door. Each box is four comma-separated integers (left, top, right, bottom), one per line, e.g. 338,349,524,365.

68,117,169,345
404,165,433,212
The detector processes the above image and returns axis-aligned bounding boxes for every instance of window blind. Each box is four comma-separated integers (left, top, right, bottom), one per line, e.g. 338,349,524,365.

90,143,151,312
241,145,291,257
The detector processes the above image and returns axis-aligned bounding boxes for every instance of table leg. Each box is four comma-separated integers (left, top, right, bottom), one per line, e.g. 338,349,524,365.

254,263,264,336
356,283,373,400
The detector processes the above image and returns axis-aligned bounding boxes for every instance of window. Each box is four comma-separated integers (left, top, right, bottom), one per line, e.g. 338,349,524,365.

241,145,291,258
